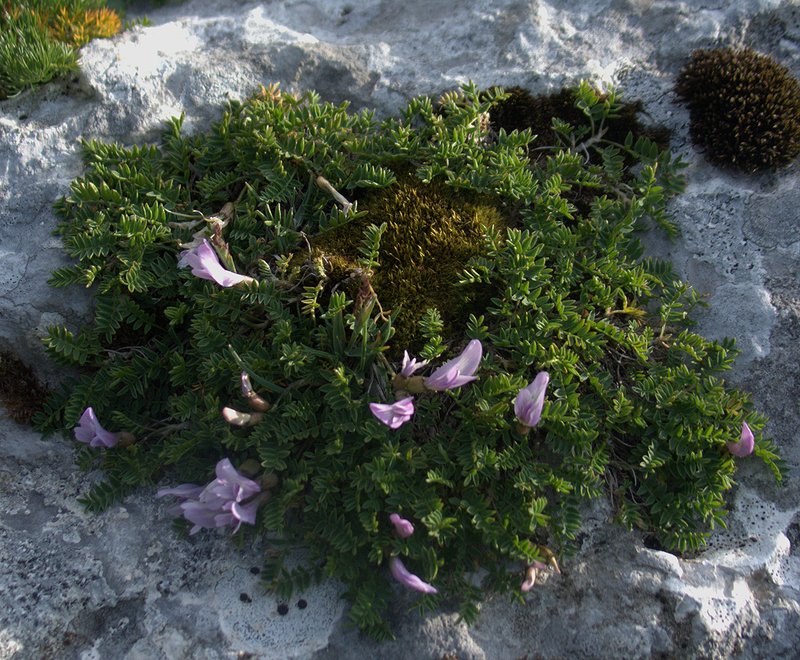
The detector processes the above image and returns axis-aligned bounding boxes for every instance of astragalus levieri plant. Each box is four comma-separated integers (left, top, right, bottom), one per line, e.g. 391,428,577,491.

36,82,782,639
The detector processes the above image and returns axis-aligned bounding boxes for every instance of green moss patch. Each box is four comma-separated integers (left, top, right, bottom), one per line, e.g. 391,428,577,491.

307,171,506,352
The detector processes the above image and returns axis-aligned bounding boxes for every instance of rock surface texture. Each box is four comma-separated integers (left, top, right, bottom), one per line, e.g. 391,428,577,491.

2,0,799,657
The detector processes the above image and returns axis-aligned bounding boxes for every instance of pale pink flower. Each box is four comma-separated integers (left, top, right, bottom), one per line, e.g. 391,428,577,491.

727,421,755,457
178,239,254,287
369,396,415,429
389,556,438,594
424,340,482,391
389,513,415,538
157,458,262,535
520,561,548,592
400,351,427,377
73,407,118,448
514,372,549,428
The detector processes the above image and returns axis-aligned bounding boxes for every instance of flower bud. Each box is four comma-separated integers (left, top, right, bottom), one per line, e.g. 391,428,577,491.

237,458,262,477
260,472,279,490
514,421,532,436
116,431,137,448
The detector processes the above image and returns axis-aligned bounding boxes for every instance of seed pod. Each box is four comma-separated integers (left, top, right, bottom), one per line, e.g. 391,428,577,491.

222,407,264,427
240,373,271,412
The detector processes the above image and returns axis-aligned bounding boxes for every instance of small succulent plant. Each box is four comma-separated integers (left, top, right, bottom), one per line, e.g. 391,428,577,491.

676,47,800,171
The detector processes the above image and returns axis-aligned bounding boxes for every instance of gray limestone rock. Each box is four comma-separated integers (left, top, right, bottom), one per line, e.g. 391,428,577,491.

1,0,799,658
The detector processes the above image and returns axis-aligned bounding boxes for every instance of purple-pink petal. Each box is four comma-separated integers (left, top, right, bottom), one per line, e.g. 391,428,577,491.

180,500,222,535
73,407,96,443
231,499,260,526
156,484,204,499
369,397,415,429
178,239,253,287
389,557,438,594
158,458,263,534
514,371,549,428
214,458,261,498
389,513,415,538
520,566,536,592
727,422,755,457
214,511,238,530
520,561,548,592
73,407,119,448
424,340,482,391
400,351,426,378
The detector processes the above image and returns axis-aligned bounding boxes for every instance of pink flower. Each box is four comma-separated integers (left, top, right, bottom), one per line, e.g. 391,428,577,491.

400,351,427,377
514,372,549,428
73,407,118,448
178,239,254,287
388,557,438,594
424,340,482,391
369,396,415,429
389,513,414,538
520,560,548,592
727,422,755,457
157,458,262,535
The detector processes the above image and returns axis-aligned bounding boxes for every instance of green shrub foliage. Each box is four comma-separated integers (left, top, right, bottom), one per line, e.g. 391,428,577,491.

676,47,800,171
37,82,782,638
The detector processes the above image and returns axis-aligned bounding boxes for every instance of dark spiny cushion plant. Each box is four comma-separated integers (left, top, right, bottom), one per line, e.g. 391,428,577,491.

35,81,783,638
676,47,800,171
0,0,122,100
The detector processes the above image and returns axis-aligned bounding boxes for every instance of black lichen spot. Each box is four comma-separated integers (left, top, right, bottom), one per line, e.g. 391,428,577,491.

277,603,289,615
676,47,800,171
249,566,260,575
239,593,252,603
297,599,307,609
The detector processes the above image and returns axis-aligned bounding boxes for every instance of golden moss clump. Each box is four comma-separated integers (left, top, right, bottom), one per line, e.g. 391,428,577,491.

309,172,506,351
4,2,123,50
47,6,121,48
676,48,800,171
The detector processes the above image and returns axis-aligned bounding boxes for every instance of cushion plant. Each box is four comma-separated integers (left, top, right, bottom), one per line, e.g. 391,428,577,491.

35,82,782,638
